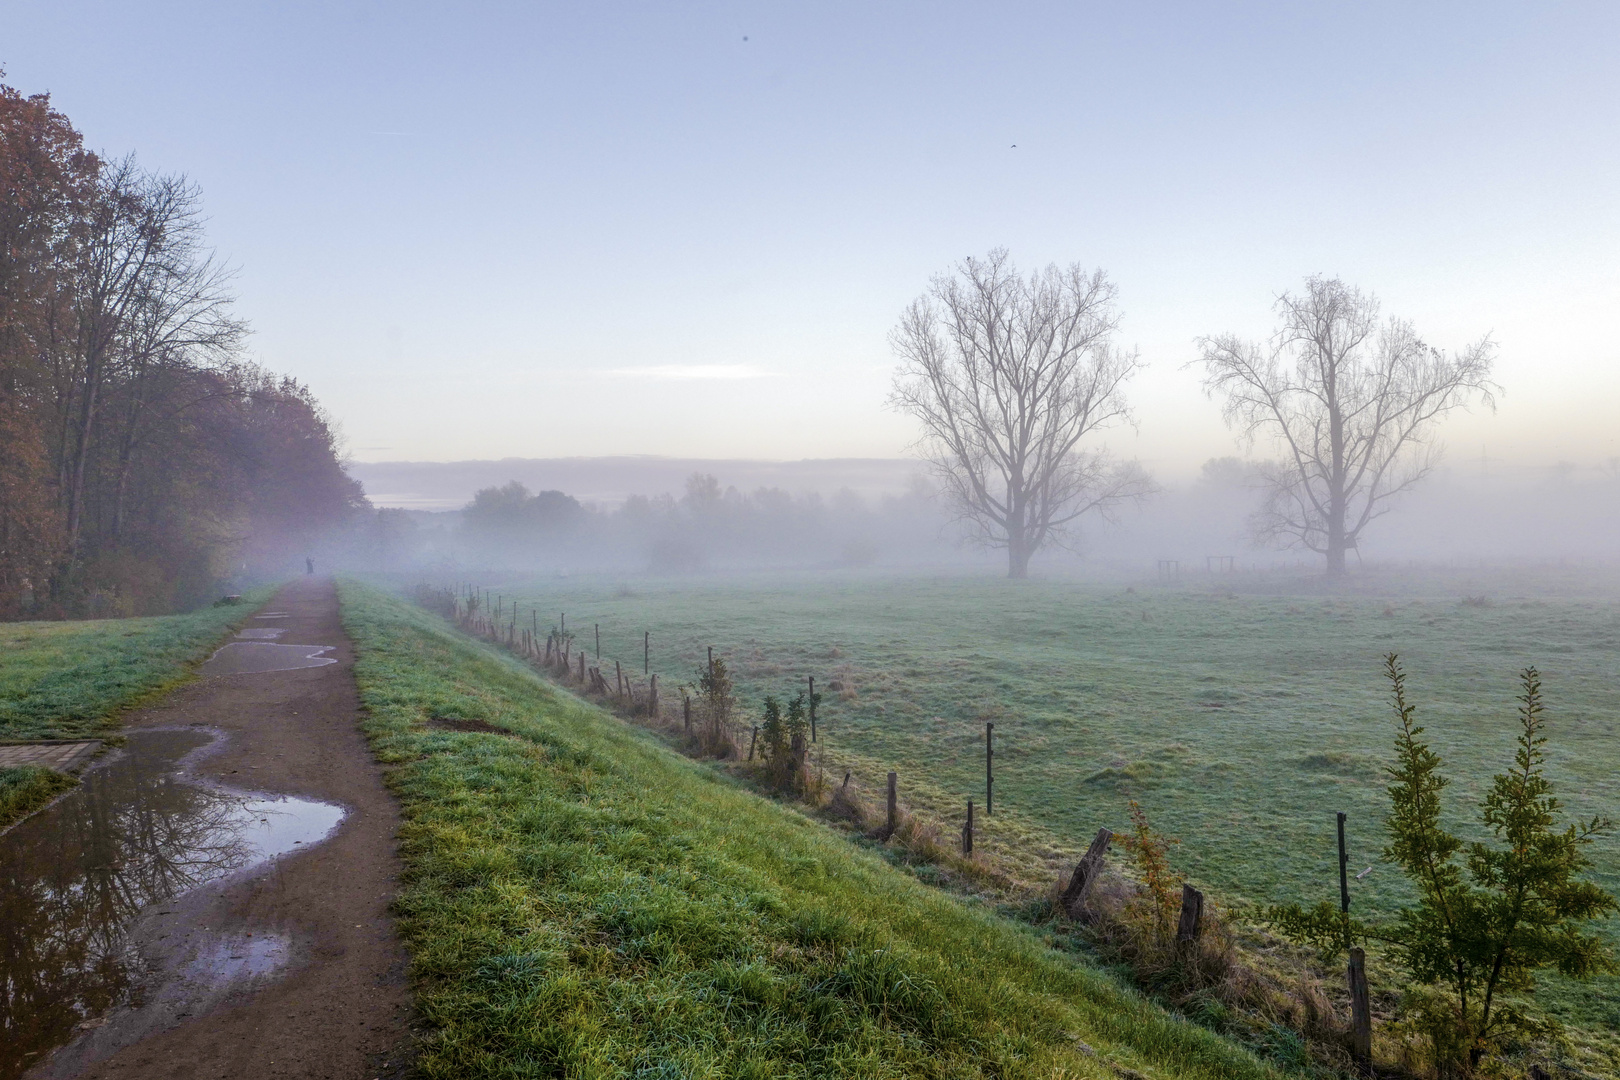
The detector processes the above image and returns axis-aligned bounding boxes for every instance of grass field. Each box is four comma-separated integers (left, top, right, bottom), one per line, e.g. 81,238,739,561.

0,589,272,742
0,588,271,829
338,580,1298,1079
445,568,1620,1040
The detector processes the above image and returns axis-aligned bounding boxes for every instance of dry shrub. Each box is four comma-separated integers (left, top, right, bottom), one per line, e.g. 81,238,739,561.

826,773,869,828
892,813,948,862
1057,801,1351,1072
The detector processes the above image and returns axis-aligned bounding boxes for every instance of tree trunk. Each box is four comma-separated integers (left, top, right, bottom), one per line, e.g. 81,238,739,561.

1325,541,1347,577
1007,535,1031,579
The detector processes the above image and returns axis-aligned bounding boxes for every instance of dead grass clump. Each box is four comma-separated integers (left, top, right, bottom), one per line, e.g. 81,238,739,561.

892,812,948,862
1054,801,1353,1073
826,772,870,828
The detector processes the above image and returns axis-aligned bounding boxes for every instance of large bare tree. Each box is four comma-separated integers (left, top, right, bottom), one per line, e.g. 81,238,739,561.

1197,277,1497,576
889,249,1152,578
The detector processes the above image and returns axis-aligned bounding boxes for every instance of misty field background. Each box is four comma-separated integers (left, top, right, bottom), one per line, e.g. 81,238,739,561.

441,567,1620,1034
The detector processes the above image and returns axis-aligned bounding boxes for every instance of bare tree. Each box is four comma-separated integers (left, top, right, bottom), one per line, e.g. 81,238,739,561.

58,158,243,566
1197,277,1497,576
889,249,1152,578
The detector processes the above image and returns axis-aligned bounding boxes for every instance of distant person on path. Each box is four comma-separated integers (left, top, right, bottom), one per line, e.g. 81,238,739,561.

306,557,315,575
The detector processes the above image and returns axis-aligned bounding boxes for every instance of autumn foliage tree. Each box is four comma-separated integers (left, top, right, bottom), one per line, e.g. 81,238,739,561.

0,76,365,616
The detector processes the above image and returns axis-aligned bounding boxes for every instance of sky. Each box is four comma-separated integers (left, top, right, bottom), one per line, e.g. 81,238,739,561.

4,1,1617,481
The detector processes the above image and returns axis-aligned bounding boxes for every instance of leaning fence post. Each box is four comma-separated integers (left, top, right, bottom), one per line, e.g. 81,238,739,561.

615,660,623,697
961,799,974,855
884,771,898,840
1060,828,1114,920
1176,884,1204,952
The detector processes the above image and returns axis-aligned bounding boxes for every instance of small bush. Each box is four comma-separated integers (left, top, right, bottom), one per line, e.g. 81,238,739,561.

1267,656,1618,1076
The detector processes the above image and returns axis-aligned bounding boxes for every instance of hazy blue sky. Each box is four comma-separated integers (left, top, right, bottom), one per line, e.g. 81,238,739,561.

5,1,1616,478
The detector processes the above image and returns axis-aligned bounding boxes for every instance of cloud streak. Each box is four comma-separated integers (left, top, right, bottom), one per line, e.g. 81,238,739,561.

604,364,778,380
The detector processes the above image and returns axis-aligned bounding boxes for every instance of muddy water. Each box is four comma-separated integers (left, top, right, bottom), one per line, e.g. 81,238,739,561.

199,642,335,675
0,730,343,1078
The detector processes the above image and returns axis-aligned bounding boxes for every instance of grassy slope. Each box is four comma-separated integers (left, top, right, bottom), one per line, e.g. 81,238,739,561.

0,588,272,830
339,581,1288,1080
457,570,1620,1035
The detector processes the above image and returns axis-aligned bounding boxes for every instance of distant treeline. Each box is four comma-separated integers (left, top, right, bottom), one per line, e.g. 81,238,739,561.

389,473,950,573
0,79,365,617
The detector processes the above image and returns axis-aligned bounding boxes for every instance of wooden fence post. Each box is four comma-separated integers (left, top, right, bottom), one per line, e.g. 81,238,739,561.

961,799,974,855
615,660,623,697
884,771,898,840
595,623,600,660
1176,884,1204,952
644,631,649,675
1060,828,1114,920
748,725,758,761
1340,811,1372,1071
577,651,584,682
683,694,691,734
808,675,816,742
649,674,659,718
985,722,994,815
1348,948,1372,1070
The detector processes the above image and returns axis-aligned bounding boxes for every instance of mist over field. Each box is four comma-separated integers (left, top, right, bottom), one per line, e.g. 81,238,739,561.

339,454,1620,582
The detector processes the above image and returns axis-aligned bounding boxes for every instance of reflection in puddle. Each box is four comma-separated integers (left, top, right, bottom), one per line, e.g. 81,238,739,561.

199,643,336,675
0,730,343,1078
234,628,286,640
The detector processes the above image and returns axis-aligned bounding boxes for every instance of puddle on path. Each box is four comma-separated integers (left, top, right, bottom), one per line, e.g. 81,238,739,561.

233,628,286,640
0,729,343,1079
199,643,335,675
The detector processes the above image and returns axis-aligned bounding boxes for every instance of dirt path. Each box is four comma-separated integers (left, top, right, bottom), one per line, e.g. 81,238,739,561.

36,577,413,1080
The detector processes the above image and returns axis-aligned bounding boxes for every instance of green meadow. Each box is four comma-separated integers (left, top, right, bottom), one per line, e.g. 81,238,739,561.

338,580,1291,1079
457,569,1620,1036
